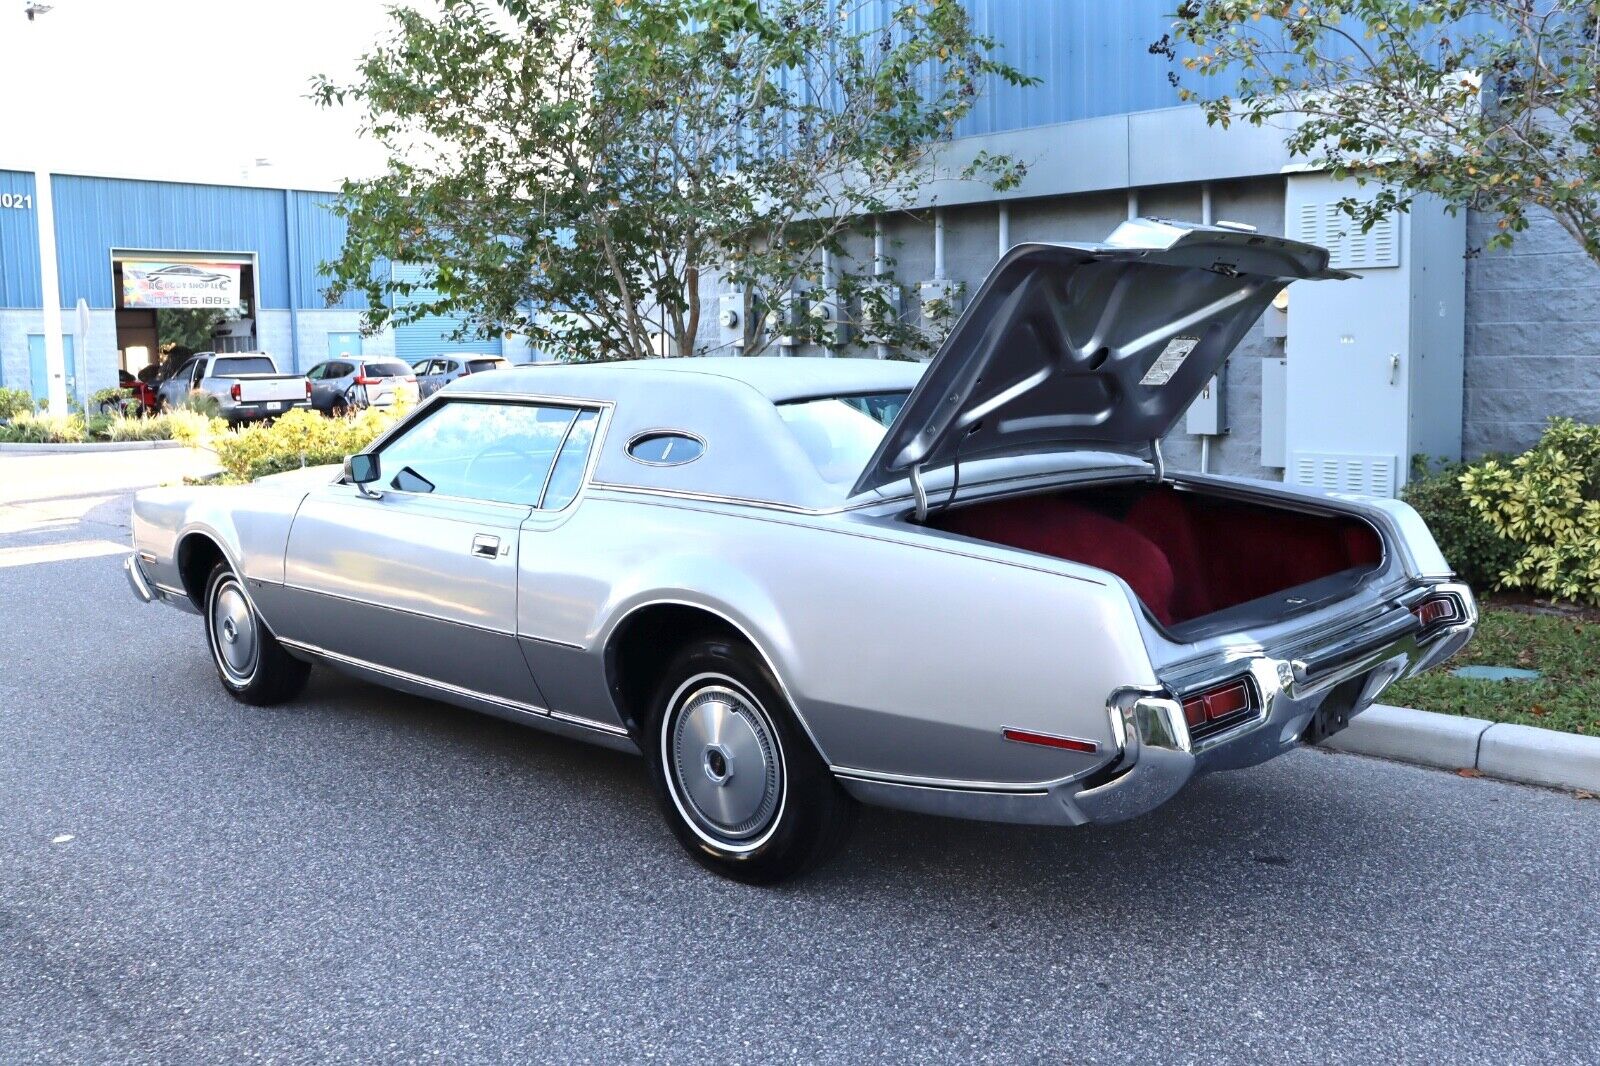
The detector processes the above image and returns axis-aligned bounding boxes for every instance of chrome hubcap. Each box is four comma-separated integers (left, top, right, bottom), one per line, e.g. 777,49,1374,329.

669,682,782,846
209,579,259,684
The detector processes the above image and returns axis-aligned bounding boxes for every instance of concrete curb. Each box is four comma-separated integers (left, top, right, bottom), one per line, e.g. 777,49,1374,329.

1327,703,1600,793
0,440,190,454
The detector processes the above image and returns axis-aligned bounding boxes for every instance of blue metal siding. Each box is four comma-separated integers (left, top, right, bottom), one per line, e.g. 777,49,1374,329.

50,175,292,308
288,190,365,310
0,171,42,308
390,262,502,363
956,0,1182,136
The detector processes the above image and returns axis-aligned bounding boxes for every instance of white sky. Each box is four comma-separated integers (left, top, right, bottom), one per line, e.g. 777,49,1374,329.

0,0,404,189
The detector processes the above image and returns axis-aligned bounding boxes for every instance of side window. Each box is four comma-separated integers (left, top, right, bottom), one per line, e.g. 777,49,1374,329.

541,409,599,510
190,360,207,386
328,362,353,379
373,400,592,507
627,431,705,466
305,363,326,381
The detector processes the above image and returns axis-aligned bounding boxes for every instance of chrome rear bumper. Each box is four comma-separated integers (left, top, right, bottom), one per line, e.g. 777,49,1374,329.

838,581,1477,827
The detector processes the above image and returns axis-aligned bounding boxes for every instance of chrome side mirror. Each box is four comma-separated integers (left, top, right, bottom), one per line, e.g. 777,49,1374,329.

345,453,383,499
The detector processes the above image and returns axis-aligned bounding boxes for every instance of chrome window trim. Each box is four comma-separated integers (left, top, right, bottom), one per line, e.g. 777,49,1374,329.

624,428,708,468
353,393,613,514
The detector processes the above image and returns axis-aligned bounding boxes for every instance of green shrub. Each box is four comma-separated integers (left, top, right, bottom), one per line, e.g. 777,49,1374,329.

0,387,34,421
107,413,178,442
0,411,87,444
90,386,135,414
1461,418,1600,605
167,409,223,446
86,412,113,441
213,405,406,482
1402,456,1521,595
179,391,223,419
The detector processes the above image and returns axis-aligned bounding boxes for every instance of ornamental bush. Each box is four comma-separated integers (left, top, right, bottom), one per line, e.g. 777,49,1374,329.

0,387,35,421
1459,418,1600,605
213,405,406,482
0,411,87,444
1401,457,1521,596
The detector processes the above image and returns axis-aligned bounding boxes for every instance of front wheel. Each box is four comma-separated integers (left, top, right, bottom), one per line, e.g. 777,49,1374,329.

646,638,853,884
204,563,310,705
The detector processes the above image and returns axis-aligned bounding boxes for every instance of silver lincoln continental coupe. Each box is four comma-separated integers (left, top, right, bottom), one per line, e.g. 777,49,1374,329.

126,219,1476,883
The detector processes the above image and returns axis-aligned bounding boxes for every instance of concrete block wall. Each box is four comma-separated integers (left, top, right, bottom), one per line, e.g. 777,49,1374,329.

0,306,119,408
1462,209,1600,457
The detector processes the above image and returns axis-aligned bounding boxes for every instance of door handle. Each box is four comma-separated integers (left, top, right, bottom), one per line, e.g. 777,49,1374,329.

471,534,502,558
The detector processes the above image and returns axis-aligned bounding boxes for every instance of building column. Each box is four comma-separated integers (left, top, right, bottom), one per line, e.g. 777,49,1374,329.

33,168,67,413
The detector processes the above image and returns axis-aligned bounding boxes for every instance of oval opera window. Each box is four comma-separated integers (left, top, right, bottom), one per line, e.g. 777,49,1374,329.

626,431,705,467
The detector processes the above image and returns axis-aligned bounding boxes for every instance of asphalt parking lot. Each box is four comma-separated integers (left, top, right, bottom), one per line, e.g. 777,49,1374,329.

3,450,1599,1064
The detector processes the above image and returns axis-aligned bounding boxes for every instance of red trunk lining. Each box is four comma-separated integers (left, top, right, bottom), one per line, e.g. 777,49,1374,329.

930,485,1381,626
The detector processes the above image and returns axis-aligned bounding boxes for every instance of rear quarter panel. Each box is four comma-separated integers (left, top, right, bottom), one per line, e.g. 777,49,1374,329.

520,494,1157,786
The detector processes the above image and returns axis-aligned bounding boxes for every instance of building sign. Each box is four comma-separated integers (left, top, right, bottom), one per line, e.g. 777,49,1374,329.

121,260,241,308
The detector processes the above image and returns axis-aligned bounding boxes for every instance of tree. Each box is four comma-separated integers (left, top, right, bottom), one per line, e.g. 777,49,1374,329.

313,0,1033,361
1163,1,1600,263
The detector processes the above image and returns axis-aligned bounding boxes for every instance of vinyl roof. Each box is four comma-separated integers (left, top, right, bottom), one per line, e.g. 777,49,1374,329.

475,356,926,404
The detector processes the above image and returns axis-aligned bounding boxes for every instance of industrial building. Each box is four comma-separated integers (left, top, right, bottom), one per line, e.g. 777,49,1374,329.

5,0,1595,498
699,0,1596,494
0,165,525,412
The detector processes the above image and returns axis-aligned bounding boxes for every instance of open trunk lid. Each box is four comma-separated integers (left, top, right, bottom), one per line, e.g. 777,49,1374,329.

850,218,1350,498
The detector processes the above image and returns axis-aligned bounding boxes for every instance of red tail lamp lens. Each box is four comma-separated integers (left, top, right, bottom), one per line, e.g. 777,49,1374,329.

229,383,242,401
1181,681,1254,731
1002,727,1098,754
1414,596,1460,630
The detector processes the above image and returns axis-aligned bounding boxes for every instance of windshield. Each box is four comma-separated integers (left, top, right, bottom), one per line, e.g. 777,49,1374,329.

777,391,908,485
213,356,276,376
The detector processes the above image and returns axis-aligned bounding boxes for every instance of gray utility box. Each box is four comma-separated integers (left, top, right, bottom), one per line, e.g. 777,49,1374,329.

1282,172,1465,497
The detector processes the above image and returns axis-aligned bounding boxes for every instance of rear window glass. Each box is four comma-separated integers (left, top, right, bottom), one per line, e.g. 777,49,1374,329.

363,360,413,378
777,391,908,484
213,356,276,376
466,358,506,373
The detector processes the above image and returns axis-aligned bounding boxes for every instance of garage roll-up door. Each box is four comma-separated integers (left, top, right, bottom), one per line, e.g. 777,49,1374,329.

390,262,503,364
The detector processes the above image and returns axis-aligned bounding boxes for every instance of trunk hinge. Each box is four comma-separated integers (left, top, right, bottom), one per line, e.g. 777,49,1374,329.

910,462,930,523
1149,438,1165,482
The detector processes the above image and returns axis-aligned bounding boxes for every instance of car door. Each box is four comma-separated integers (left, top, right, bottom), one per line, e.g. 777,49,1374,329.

281,397,588,708
416,360,444,398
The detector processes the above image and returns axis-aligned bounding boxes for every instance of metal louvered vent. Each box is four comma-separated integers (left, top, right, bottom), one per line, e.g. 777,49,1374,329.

1292,202,1400,271
1289,451,1398,498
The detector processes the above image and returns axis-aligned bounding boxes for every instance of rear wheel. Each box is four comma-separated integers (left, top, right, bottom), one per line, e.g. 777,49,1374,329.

646,638,853,884
203,563,309,705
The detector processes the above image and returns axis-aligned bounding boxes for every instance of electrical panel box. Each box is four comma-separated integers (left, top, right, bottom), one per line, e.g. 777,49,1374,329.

917,278,963,331
1282,172,1465,497
860,282,902,345
1260,356,1288,468
764,291,803,348
717,291,745,350
1184,372,1226,436
809,289,849,349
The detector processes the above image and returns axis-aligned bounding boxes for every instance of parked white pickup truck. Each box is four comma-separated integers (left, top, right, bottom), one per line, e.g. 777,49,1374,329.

155,352,312,425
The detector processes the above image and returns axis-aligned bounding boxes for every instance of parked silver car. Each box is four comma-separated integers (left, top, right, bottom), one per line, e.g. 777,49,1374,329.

414,354,509,398
125,220,1475,883
304,358,420,415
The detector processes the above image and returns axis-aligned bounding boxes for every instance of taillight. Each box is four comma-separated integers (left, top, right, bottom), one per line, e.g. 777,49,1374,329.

1180,680,1255,737
404,375,417,383
1001,727,1099,754
305,380,313,398
229,383,242,401
1413,593,1462,633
